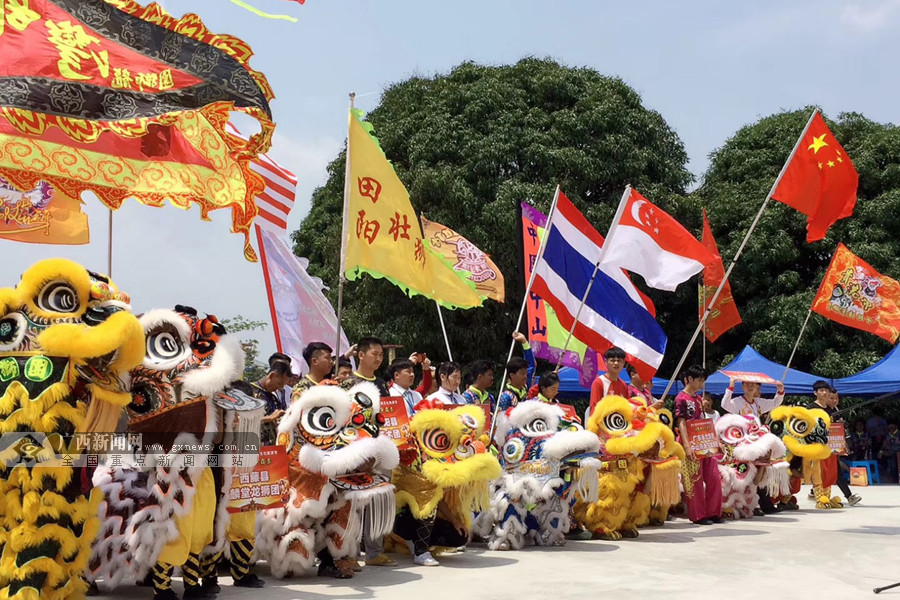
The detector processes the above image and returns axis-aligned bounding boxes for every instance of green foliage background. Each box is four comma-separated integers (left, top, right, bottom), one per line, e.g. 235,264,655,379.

292,58,900,420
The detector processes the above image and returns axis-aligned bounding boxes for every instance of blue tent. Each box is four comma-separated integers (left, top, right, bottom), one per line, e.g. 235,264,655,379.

833,344,900,396
557,368,682,398
557,345,823,398
703,346,823,396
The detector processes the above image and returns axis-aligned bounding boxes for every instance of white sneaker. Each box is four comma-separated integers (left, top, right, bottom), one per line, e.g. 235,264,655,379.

848,494,862,506
414,551,439,566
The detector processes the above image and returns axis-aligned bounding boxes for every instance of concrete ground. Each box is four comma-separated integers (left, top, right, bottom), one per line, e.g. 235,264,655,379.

101,484,900,600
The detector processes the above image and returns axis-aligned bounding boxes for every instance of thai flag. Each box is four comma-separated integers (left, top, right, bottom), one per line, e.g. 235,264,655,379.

530,190,667,379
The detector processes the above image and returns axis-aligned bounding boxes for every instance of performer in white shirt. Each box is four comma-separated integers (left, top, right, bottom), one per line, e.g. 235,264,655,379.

426,362,467,405
722,378,785,419
389,358,424,417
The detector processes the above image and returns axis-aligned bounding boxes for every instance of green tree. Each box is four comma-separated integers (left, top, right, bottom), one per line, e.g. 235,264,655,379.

293,58,692,369
696,108,900,378
221,315,269,381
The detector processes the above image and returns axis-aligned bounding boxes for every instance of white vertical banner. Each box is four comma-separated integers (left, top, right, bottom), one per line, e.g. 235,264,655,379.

256,225,350,372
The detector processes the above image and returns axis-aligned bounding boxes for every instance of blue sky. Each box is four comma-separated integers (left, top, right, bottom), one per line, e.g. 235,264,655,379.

2,0,898,360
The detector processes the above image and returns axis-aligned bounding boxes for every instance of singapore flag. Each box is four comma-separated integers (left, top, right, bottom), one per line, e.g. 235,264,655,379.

599,187,715,292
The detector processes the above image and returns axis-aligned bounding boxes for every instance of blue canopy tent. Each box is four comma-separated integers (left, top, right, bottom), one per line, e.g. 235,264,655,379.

833,343,900,396
557,368,682,399
557,345,824,399
704,346,823,396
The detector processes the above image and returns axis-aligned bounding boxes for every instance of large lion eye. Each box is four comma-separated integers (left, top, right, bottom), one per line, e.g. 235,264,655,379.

503,438,525,463
422,428,452,453
789,418,809,435
146,325,185,363
523,418,549,436
304,406,339,435
724,426,745,443
36,282,79,314
603,412,628,432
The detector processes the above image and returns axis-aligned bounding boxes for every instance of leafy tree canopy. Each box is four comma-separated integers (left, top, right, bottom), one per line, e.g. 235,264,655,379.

294,58,692,372
698,109,900,379
222,315,269,381
293,57,900,397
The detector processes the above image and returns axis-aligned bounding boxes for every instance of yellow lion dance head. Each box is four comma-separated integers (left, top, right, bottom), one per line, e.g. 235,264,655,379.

769,405,832,460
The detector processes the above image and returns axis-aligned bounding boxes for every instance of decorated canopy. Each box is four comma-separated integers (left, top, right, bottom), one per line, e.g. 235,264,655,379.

0,0,275,259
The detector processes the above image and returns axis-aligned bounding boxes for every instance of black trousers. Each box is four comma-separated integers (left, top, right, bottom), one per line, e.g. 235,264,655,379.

393,507,467,556
835,458,853,499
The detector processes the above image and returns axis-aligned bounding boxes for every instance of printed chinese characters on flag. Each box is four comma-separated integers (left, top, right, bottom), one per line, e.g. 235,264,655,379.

0,178,88,245
699,209,741,342
772,112,859,242
345,110,482,309
600,188,714,292
811,243,900,343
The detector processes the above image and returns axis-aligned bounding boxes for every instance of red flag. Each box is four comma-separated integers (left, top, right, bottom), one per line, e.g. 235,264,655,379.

699,209,741,342
772,112,858,242
811,244,900,343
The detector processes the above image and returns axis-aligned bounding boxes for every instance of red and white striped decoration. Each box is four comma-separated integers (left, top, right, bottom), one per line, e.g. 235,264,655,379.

226,123,297,233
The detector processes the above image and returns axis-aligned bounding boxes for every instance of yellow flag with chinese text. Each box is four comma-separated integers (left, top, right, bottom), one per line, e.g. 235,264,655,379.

345,111,482,309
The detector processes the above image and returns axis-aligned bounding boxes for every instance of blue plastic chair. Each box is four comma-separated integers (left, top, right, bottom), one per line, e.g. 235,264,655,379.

847,460,880,484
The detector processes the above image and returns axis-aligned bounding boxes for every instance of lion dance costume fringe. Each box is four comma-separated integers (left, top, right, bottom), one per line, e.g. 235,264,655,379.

0,259,144,600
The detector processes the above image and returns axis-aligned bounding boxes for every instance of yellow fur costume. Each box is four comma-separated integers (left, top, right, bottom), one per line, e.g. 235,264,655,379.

574,396,682,539
769,406,835,509
393,406,501,526
0,259,143,600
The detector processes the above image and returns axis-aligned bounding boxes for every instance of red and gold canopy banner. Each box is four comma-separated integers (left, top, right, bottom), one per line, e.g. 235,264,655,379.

811,243,900,343
0,0,276,260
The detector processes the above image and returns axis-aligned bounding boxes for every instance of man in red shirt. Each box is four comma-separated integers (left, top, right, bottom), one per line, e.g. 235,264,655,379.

588,347,629,418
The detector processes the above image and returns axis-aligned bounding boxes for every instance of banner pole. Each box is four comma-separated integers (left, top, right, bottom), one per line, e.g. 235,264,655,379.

334,92,355,376
782,308,813,381
436,301,453,362
489,185,560,441
702,279,707,396
107,209,113,277
659,109,820,402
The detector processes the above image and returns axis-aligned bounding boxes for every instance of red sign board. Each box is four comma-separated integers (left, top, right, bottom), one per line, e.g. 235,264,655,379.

227,445,289,514
685,418,719,460
719,371,778,385
828,423,847,456
380,396,413,449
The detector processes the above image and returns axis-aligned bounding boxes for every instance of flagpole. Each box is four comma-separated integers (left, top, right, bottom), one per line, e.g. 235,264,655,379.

659,108,820,402
436,301,453,362
554,186,632,371
782,307,813,381
489,185,560,441
107,209,113,277
702,280,707,396
334,92,355,376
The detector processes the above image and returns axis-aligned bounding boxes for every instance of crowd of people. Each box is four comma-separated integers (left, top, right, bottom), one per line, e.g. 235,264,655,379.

126,331,891,598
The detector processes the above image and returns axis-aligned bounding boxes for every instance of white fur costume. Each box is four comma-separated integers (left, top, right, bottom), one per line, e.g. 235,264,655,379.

89,307,260,591
477,401,600,550
716,414,789,519
254,382,399,577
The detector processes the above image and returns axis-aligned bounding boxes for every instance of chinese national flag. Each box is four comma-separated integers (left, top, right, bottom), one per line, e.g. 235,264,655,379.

811,243,900,343
699,209,741,342
772,112,859,243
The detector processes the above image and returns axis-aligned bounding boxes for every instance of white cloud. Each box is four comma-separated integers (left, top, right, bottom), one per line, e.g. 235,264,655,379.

265,131,343,231
841,0,900,33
